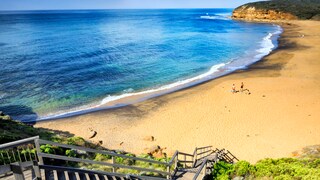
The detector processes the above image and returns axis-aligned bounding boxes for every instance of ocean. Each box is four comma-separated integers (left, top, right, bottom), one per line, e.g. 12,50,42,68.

0,9,282,122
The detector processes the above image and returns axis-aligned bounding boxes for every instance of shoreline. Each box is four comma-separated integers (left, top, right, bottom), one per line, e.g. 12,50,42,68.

29,23,282,122
35,20,320,163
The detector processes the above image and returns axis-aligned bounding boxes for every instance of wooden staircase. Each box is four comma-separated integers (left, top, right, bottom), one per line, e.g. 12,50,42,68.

173,148,238,180
0,137,238,180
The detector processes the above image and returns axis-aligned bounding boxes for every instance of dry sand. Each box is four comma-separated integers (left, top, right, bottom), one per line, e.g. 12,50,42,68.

36,20,320,163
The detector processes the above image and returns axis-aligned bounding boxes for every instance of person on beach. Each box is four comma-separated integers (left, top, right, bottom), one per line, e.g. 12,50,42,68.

240,82,252,95
232,84,236,93
240,82,244,92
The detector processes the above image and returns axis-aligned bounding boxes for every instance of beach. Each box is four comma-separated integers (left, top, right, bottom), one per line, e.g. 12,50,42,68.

35,20,320,163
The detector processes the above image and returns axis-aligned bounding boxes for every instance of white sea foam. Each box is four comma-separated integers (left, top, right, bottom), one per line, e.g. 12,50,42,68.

123,88,134,93
37,25,283,121
37,63,226,121
256,33,274,54
200,15,230,21
215,12,232,16
100,63,226,105
254,25,282,61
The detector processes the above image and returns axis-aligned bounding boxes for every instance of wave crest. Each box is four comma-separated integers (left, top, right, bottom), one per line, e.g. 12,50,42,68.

200,14,231,21
100,63,226,105
37,26,283,122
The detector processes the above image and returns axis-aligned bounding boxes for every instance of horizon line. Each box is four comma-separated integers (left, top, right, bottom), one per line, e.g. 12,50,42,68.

0,7,235,12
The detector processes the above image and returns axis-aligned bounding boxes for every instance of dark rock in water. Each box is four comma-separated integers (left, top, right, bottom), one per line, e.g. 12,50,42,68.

0,111,4,116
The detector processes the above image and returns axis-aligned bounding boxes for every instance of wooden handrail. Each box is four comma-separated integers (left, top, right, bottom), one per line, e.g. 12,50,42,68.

1,137,236,180
39,153,171,176
192,158,208,180
40,164,167,180
196,149,212,156
167,151,178,165
0,136,39,150
38,139,168,165
178,160,193,163
196,146,212,151
177,152,193,157
226,150,239,161
196,151,214,162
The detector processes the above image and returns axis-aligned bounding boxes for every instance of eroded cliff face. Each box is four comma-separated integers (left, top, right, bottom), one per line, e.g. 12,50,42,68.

232,5,298,21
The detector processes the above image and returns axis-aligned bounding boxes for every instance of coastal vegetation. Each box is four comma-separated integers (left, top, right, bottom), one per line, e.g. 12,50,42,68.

232,0,320,20
1,112,320,179
0,112,169,177
212,158,320,179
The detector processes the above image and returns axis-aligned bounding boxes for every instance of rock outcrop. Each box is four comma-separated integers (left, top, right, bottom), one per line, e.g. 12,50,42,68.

232,0,320,21
232,5,297,21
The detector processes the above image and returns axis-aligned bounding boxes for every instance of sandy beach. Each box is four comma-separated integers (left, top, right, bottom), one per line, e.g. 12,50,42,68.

35,20,320,163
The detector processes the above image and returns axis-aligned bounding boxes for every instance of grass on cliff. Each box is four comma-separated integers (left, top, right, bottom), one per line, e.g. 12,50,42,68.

237,0,320,20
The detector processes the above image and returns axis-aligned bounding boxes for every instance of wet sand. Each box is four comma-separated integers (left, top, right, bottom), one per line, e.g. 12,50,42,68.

36,20,320,163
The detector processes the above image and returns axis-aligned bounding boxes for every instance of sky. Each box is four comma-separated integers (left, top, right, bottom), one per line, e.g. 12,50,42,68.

0,0,260,11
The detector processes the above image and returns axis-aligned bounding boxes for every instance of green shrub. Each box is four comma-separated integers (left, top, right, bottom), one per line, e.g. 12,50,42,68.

66,137,86,146
94,153,111,161
40,144,63,155
216,174,229,180
115,154,135,166
65,149,77,157
212,161,235,178
212,158,320,180
40,144,56,154
213,158,320,179
233,160,254,176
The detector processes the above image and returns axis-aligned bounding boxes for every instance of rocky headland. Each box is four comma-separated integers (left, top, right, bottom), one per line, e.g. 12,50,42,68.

232,0,320,21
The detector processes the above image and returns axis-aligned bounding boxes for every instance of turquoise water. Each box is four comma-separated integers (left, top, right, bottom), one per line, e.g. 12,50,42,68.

0,9,281,122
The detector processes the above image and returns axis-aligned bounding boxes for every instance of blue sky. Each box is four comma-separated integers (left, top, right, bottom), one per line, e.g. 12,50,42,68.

0,0,259,10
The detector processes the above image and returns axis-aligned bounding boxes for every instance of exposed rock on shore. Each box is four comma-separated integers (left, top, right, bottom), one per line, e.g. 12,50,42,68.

232,0,320,21
233,6,297,20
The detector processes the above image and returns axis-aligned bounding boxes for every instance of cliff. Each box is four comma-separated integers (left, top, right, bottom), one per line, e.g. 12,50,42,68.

232,0,320,21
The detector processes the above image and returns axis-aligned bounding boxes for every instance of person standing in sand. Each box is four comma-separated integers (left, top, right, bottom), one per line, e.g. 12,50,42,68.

240,82,244,92
232,84,236,93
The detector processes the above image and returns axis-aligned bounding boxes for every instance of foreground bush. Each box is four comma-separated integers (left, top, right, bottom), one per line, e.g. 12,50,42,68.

212,158,320,179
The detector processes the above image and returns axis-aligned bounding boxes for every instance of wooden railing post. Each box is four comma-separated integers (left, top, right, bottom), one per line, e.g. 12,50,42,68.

34,137,43,165
183,155,186,168
193,147,197,167
167,165,170,179
112,156,116,173
32,161,42,180
10,162,25,180
204,161,207,175
174,156,178,170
